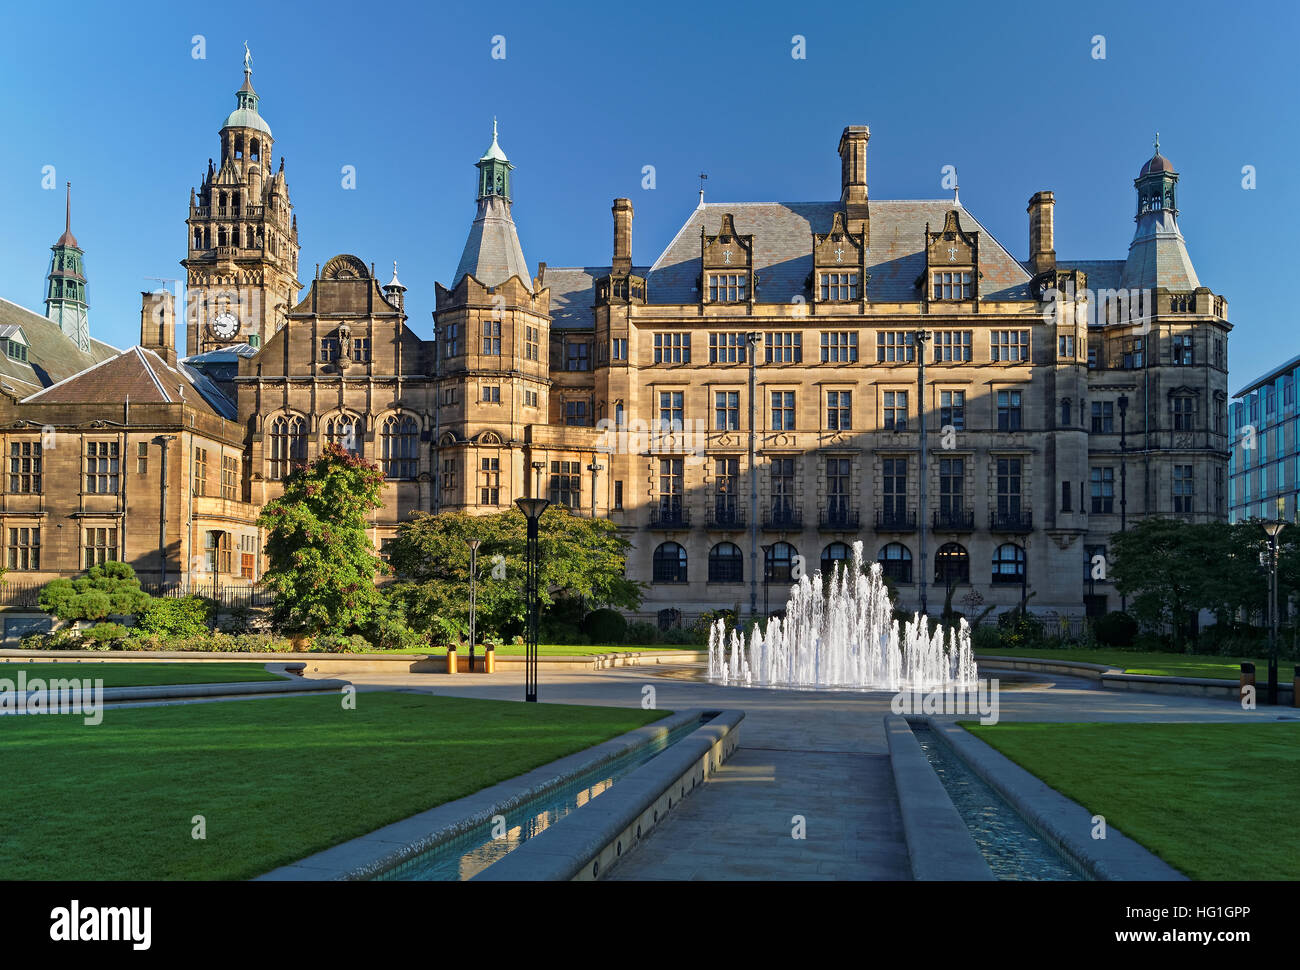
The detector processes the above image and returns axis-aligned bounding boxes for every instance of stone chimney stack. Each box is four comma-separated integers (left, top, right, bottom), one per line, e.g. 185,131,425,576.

612,198,634,275
1027,191,1056,275
837,126,870,235
140,289,177,366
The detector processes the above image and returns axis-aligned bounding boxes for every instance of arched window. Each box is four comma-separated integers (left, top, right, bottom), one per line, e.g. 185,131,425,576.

764,541,797,582
820,541,851,576
653,542,688,584
935,542,970,586
382,415,419,479
992,543,1026,584
1061,399,1071,426
250,138,260,161
268,415,306,480
194,228,202,250
325,416,361,457
246,225,255,248
878,542,912,583
217,226,228,247
708,542,743,584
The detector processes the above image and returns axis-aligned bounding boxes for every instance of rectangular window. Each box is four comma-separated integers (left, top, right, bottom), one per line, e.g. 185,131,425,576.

1091,401,1115,434
819,273,858,301
826,391,852,431
1173,396,1196,431
1058,334,1075,357
610,337,626,361
564,340,589,371
1090,467,1115,513
659,391,684,431
770,458,795,518
882,458,907,516
192,446,208,496
549,460,581,508
708,273,747,302
933,330,972,362
523,389,538,408
877,331,915,363
614,481,623,510
6,340,28,363
991,330,1030,362
997,390,1023,431
1061,480,1072,512
653,333,690,364
765,332,801,363
1088,346,1098,369
441,387,458,406
7,527,39,570
479,457,500,505
564,400,590,426
84,526,118,569
709,332,748,363
939,458,964,517
481,318,502,355
352,337,371,362
820,332,858,363
1173,465,1194,513
714,391,740,431
441,458,456,499
9,441,41,493
827,458,851,515
883,390,907,431
996,458,1022,516
940,391,965,431
658,458,683,516
221,455,238,500
1121,336,1145,368
770,391,795,430
136,441,147,475
481,384,501,403
241,552,255,580
443,323,461,358
86,441,119,494
1172,334,1194,365
932,271,972,300
715,457,739,517
525,326,541,362
319,338,340,362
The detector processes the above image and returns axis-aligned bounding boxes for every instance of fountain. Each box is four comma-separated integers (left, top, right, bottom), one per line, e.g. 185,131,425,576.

708,540,976,690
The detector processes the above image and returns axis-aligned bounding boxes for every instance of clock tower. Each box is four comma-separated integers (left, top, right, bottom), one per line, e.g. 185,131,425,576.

182,46,300,356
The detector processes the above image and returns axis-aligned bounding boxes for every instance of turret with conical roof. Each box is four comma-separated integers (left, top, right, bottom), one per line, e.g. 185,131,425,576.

453,121,532,291
1121,134,1200,291
45,181,91,351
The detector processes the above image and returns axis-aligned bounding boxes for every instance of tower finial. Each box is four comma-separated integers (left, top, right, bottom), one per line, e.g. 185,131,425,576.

493,116,497,140
1154,130,1160,153
65,181,71,234
244,41,252,74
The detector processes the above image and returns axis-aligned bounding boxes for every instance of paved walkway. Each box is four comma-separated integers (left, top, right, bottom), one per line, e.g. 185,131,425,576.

325,662,1290,880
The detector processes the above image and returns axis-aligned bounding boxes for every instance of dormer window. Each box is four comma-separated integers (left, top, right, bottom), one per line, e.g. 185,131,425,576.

5,340,27,364
932,271,972,300
708,273,747,302
820,273,858,301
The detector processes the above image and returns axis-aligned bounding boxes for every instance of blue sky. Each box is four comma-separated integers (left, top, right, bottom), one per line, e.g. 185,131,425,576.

1,0,1293,390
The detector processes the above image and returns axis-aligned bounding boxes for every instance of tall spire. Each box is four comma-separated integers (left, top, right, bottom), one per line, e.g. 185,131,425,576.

455,121,531,290
46,182,90,350
1121,139,1199,291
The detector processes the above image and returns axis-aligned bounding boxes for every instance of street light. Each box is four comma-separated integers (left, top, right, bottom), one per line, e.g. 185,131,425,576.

746,330,763,628
1263,520,1285,705
913,328,931,616
586,459,603,518
515,497,549,702
466,538,481,672
760,543,772,619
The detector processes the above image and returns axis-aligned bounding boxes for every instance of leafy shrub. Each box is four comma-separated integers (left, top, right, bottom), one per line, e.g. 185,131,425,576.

133,596,215,639
660,626,701,645
539,620,586,645
309,633,373,654
126,632,288,653
581,608,627,645
19,629,80,651
971,624,1002,655
38,562,151,622
84,622,128,643
996,609,1044,649
691,609,736,642
625,621,659,645
1093,610,1139,647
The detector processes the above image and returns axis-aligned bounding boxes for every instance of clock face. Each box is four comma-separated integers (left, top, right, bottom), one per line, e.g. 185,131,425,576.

212,311,240,340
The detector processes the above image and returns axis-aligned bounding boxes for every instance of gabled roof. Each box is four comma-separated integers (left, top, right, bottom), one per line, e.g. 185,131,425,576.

645,200,1034,304
0,297,116,395
21,345,235,419
545,266,652,330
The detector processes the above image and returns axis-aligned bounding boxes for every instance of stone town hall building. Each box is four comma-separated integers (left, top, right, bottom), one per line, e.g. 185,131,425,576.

0,60,1231,636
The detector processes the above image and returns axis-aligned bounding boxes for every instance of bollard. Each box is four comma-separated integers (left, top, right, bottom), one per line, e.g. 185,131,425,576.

483,648,495,674
446,649,458,675
1239,662,1255,702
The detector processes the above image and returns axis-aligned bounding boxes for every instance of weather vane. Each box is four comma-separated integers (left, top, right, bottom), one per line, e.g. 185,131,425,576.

244,41,252,73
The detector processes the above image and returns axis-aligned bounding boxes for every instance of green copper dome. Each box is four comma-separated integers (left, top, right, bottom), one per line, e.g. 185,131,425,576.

222,63,272,137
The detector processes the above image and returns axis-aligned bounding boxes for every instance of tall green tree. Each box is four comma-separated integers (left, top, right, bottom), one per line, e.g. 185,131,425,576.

1110,518,1215,650
257,444,387,634
386,506,642,641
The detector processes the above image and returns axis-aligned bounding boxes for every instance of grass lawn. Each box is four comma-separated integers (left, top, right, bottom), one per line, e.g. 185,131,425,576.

974,645,1292,681
961,722,1300,880
0,692,666,880
0,662,286,688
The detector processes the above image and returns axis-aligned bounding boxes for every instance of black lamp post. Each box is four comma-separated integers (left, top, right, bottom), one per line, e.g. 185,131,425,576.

760,543,772,618
747,331,763,627
466,538,481,672
913,328,931,616
515,497,549,702
1264,520,1285,705
1118,393,1129,612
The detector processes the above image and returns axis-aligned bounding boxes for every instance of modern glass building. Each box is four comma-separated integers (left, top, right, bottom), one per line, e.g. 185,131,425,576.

1230,355,1300,523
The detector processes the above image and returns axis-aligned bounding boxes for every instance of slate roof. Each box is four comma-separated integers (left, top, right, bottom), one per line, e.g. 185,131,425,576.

644,200,1034,305
1058,259,1125,292
545,265,652,330
452,196,532,292
22,345,235,419
1120,211,1201,291
0,297,117,396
